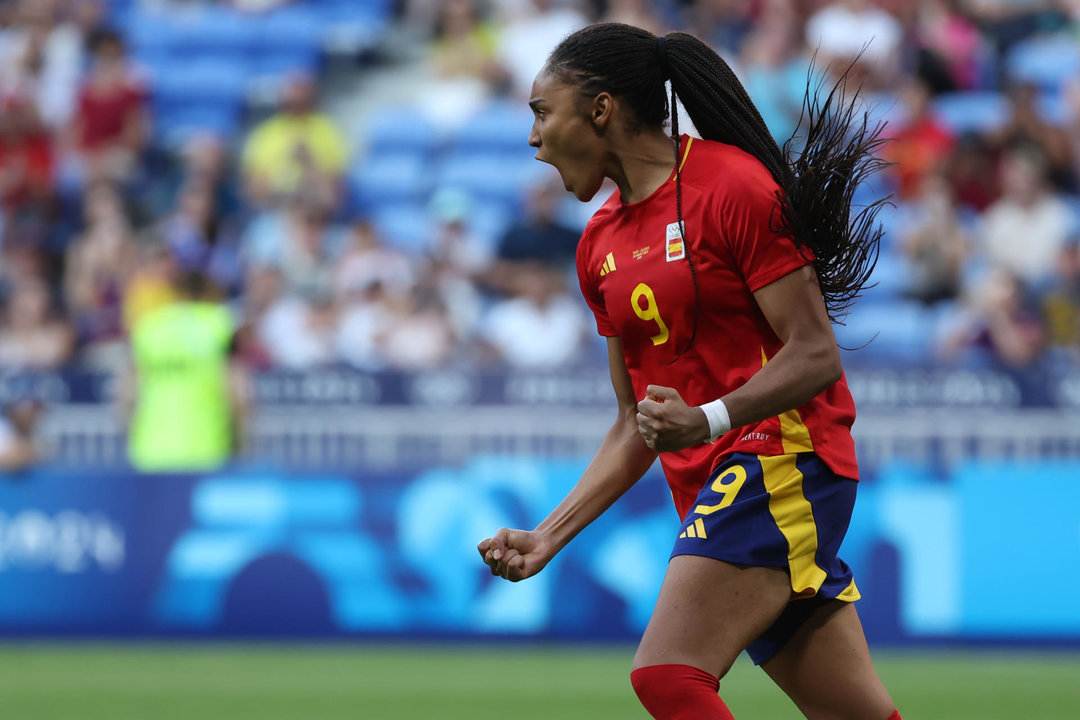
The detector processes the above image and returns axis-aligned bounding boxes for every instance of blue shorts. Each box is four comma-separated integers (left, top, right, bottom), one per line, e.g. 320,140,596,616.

670,452,860,665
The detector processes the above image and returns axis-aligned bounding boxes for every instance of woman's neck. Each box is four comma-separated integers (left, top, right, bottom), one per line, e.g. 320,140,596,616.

609,130,681,204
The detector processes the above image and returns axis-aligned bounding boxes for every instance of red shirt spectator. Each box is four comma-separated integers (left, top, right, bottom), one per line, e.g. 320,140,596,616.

0,98,54,211
77,75,144,152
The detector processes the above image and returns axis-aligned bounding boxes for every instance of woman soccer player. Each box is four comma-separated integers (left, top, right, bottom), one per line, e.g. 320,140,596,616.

478,23,901,720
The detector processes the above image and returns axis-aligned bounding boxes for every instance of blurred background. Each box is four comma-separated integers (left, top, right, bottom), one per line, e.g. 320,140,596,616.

0,0,1079,718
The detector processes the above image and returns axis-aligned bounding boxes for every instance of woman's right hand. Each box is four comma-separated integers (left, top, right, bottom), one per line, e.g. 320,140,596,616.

477,528,554,582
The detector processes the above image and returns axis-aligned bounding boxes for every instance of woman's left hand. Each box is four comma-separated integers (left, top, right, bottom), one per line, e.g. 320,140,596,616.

635,385,711,452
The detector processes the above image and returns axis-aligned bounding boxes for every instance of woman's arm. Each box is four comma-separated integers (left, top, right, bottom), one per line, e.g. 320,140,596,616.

478,336,657,581
636,265,843,451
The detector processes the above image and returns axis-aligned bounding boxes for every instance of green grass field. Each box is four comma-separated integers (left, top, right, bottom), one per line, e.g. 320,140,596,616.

1,644,1077,719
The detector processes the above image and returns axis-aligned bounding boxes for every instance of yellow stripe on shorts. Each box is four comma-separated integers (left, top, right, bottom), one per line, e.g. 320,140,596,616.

760,454,827,598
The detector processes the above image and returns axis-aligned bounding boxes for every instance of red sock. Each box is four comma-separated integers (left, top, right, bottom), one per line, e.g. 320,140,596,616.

630,664,735,719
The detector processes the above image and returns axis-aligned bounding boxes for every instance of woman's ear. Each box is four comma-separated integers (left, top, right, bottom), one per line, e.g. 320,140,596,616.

590,92,613,131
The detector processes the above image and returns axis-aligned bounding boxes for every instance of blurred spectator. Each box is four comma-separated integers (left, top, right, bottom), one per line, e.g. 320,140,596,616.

148,133,243,231
430,0,507,89
418,0,510,130
882,76,956,201
334,219,414,302
122,242,179,333
241,74,348,211
899,172,971,305
427,187,493,277
154,179,245,296
0,94,54,216
681,0,754,54
125,268,248,473
945,132,1000,211
0,0,83,130
0,276,74,370
959,0,1067,56
737,0,814,143
597,0,665,36
378,282,458,371
0,396,43,473
65,28,148,185
941,266,1046,368
912,0,985,93
488,179,580,294
233,263,282,369
1041,234,1080,353
480,260,587,369
257,283,338,369
1068,78,1080,188
64,180,138,367
336,279,392,370
996,81,1075,191
496,0,588,99
981,142,1073,287
241,198,340,297
805,0,903,88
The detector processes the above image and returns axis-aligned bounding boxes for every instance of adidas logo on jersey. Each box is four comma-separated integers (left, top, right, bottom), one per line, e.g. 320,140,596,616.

599,251,617,276
678,518,708,539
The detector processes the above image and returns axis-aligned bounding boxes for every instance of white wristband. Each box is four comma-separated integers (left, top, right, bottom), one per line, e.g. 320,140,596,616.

699,398,731,442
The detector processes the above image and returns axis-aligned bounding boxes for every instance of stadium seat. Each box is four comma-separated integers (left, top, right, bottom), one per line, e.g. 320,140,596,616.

931,91,1012,135
362,107,440,159
372,203,436,254
255,7,325,59
834,301,936,367
859,253,906,306
1006,35,1080,92
436,153,548,215
313,0,394,54
168,6,260,58
350,154,433,207
153,103,243,149
452,101,537,157
151,58,250,106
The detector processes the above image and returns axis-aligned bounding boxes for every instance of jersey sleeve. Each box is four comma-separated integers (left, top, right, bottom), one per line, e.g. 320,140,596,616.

575,225,616,337
714,171,811,293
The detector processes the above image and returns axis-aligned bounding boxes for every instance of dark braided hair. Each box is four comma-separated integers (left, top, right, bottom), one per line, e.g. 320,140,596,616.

546,23,889,325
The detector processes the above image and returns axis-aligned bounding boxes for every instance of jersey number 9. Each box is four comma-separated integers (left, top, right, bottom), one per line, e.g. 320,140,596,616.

632,283,670,346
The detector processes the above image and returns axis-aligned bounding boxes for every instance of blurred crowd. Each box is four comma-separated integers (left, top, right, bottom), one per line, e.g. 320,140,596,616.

0,0,1079,391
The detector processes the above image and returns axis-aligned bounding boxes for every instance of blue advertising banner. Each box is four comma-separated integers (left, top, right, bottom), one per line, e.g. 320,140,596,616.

1,458,1078,643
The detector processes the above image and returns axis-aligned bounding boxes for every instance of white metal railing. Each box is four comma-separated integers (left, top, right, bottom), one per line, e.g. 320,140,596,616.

33,404,1080,472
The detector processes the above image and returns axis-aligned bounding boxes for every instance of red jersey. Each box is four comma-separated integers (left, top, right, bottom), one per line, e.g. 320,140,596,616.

78,76,146,151
576,136,859,519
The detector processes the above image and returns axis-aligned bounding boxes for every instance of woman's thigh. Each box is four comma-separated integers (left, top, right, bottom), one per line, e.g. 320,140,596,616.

762,601,895,720
631,555,792,678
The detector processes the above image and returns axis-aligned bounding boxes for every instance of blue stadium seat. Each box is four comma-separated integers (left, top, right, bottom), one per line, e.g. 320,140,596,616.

126,11,184,59
436,154,547,214
153,103,242,149
1006,35,1080,92
168,6,260,58
151,58,250,106
859,253,906,306
372,204,436,254
452,101,537,157
834,301,936,367
931,92,1012,135
255,7,325,58
313,0,394,53
363,108,440,159
351,154,433,207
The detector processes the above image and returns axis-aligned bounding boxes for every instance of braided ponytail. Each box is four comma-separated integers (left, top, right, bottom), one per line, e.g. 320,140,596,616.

547,23,889,324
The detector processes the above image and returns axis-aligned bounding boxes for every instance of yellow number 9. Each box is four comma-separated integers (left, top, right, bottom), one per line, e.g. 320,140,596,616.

631,283,670,346
693,465,747,515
